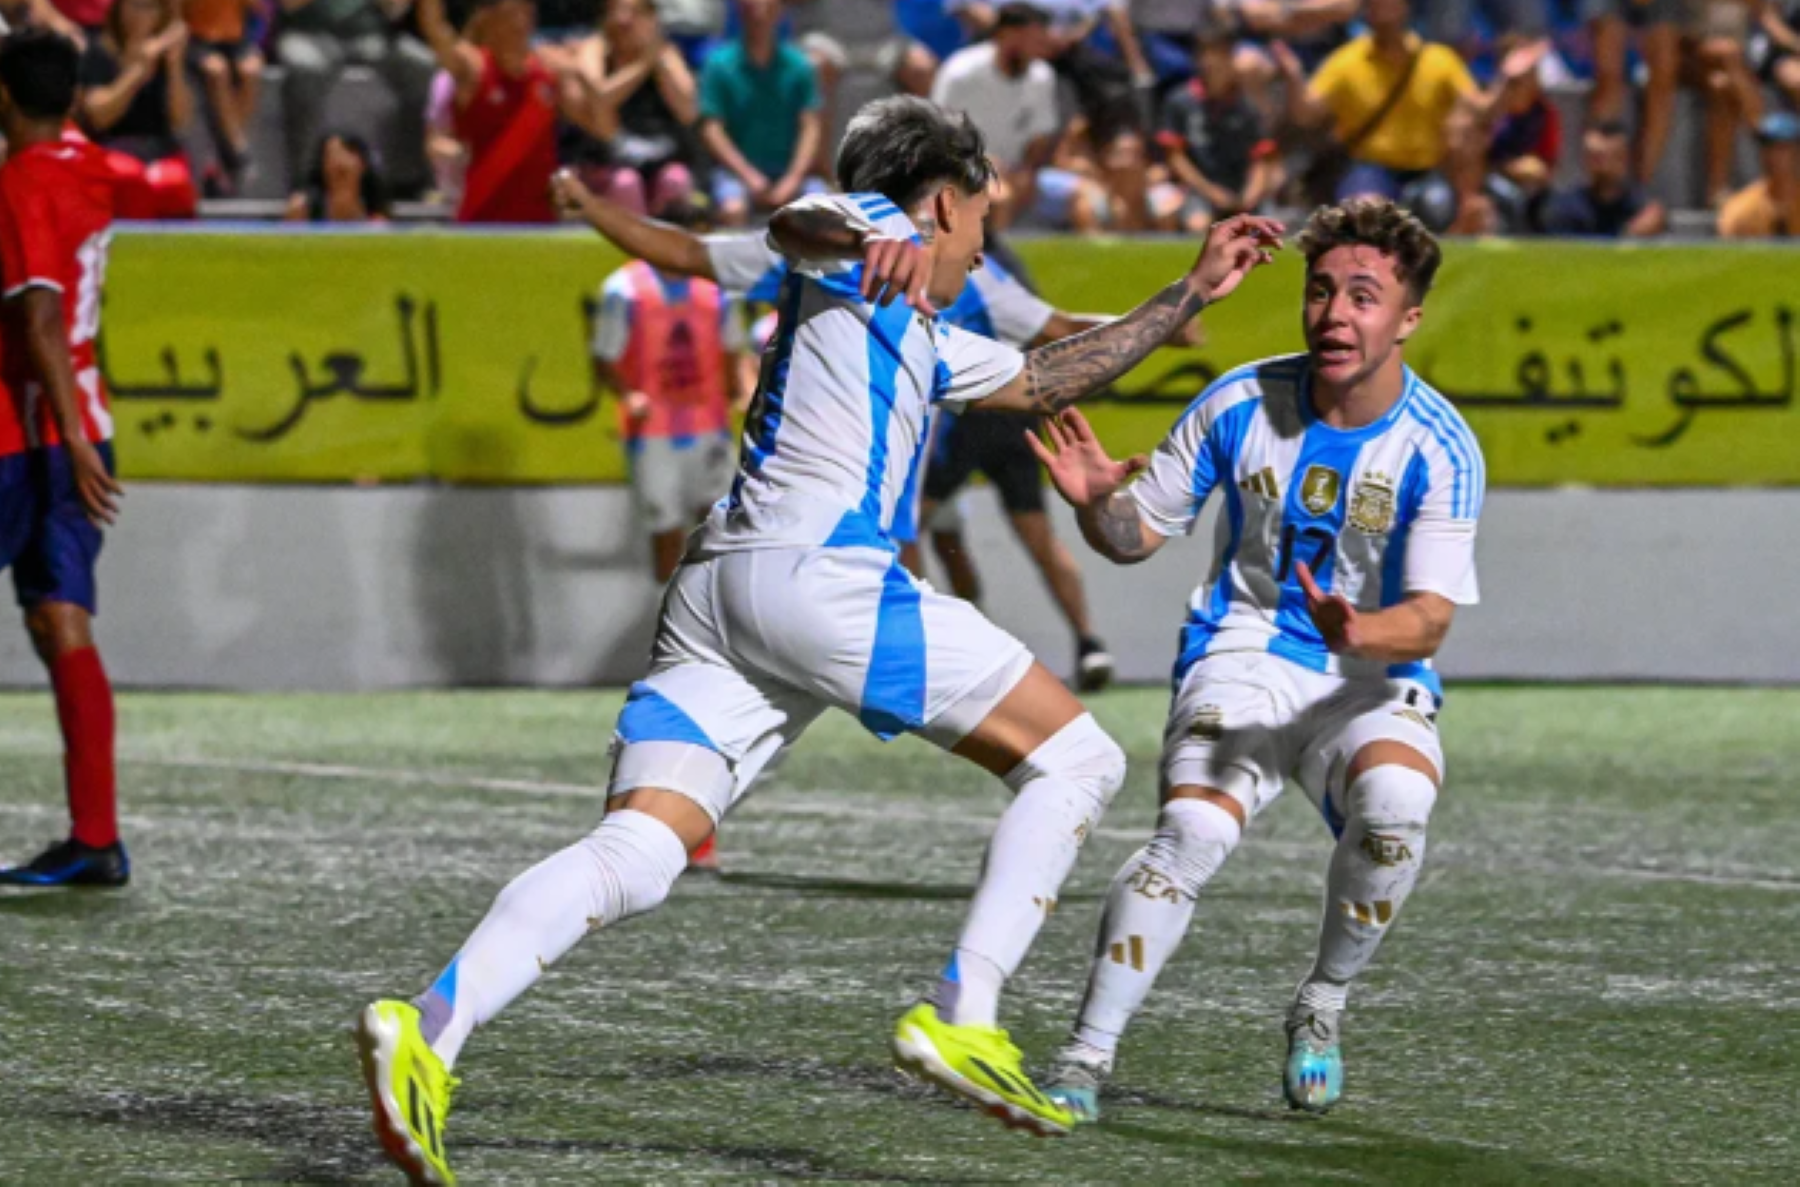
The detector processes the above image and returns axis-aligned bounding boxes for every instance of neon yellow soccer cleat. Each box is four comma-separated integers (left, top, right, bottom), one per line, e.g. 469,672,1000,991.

892,1002,1075,1137
356,1000,460,1186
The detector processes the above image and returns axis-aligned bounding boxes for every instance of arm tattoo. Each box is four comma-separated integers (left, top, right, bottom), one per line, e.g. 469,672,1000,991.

1082,492,1156,564
1023,280,1203,414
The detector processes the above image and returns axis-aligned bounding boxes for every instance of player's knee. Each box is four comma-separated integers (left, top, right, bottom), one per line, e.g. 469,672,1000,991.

24,602,91,659
1343,764,1437,844
1005,712,1126,812
1142,797,1241,899
575,808,690,921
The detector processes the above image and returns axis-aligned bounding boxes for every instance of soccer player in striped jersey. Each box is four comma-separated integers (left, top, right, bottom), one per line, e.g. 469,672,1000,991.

357,95,1280,1183
1029,199,1484,1120
551,173,1167,687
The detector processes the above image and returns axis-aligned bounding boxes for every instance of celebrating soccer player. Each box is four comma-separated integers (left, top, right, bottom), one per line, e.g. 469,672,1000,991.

553,172,1179,687
0,30,130,890
357,95,1278,1183
1028,199,1484,1120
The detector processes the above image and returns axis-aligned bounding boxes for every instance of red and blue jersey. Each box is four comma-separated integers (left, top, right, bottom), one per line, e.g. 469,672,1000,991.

0,133,117,449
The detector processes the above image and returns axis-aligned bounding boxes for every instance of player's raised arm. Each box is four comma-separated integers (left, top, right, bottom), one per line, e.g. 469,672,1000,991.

415,0,484,96
971,214,1280,416
551,169,715,279
1026,410,1163,565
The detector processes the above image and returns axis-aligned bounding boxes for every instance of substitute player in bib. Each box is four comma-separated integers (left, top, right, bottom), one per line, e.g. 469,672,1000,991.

1029,199,1483,1120
590,200,749,584
357,96,1280,1183
0,31,130,889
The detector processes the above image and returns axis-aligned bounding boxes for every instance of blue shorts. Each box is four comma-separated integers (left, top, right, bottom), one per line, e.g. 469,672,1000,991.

0,452,37,573
12,442,113,614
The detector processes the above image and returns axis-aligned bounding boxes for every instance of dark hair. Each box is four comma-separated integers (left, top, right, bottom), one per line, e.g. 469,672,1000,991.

836,96,996,211
0,28,80,120
1296,197,1442,303
307,133,391,221
995,3,1049,29
1589,119,1630,141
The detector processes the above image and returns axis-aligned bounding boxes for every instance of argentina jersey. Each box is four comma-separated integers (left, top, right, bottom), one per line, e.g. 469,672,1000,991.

1132,355,1485,698
691,193,1024,555
705,229,1053,349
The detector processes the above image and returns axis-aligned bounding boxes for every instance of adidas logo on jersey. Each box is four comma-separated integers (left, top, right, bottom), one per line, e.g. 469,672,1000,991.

1239,467,1281,500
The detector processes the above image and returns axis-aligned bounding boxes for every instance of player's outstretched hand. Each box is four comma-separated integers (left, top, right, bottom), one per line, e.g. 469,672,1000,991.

549,168,595,220
70,439,122,527
1189,213,1284,306
1025,409,1148,509
1295,560,1361,655
860,234,936,316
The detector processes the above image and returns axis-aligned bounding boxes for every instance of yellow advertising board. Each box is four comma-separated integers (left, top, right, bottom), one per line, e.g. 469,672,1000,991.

104,229,1799,485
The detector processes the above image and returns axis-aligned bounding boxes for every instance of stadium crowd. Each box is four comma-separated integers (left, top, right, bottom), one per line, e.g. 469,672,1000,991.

5,0,1799,234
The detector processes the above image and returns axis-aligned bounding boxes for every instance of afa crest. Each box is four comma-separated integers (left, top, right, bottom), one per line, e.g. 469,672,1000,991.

1300,465,1341,516
1348,472,1397,534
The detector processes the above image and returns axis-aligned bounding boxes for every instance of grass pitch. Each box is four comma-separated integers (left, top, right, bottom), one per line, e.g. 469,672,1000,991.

0,686,1795,1185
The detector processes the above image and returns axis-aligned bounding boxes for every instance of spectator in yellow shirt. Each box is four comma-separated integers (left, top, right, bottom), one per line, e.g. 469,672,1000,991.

1283,0,1543,231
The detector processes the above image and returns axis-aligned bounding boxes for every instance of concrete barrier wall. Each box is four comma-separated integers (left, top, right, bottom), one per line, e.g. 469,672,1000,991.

1,486,1793,690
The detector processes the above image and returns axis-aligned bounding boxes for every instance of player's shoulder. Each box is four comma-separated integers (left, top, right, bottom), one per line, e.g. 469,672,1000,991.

1395,369,1486,515
1177,353,1305,431
839,192,919,242
1396,368,1482,457
599,263,645,300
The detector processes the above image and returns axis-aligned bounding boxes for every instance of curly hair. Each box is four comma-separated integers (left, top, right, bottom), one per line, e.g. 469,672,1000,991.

1295,198,1443,304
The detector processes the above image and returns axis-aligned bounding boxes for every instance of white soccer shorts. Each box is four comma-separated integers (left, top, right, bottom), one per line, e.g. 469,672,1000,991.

608,543,1033,821
629,434,737,535
1161,651,1445,834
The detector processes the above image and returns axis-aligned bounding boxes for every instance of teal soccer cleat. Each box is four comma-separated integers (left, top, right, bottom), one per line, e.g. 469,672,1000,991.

1283,1007,1344,1113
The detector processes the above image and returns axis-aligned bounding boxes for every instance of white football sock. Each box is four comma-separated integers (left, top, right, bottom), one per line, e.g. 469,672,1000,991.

415,809,688,1068
1295,766,1436,1018
1069,797,1241,1059
936,714,1125,1027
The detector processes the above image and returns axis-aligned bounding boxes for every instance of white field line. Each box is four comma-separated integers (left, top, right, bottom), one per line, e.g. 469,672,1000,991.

3,746,1798,892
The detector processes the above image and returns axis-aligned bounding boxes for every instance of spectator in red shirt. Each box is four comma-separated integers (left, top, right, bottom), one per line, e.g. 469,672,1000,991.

0,29,132,890
77,0,198,218
416,0,598,223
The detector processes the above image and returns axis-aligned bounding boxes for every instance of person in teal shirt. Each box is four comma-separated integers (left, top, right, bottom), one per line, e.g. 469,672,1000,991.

698,0,824,224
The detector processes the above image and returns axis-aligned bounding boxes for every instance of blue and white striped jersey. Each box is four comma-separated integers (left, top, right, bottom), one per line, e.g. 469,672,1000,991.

691,193,1024,555
1133,355,1485,697
704,229,1054,348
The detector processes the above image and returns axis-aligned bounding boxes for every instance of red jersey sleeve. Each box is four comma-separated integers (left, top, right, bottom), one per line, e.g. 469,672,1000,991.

0,166,66,297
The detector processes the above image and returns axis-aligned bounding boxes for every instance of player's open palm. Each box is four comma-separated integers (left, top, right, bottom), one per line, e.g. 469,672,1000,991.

1190,214,1284,304
1295,561,1360,654
1026,409,1147,509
